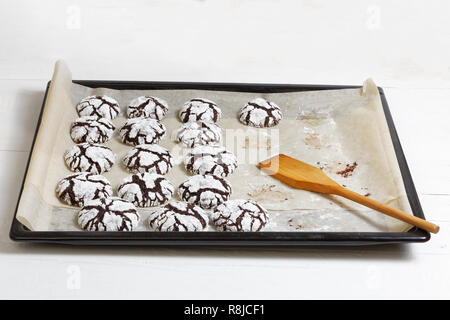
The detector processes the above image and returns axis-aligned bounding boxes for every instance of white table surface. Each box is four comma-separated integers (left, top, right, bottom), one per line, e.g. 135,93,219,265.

0,0,449,299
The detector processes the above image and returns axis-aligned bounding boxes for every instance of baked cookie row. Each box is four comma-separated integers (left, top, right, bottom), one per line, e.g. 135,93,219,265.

76,94,283,127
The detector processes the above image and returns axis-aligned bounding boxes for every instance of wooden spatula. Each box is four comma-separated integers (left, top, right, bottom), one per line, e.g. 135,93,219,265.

258,154,439,234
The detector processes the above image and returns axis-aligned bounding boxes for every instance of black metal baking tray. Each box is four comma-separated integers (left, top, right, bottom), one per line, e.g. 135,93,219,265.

9,80,430,246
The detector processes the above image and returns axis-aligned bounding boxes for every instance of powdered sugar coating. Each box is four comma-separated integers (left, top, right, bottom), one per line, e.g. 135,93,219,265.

65,143,115,174
239,98,282,127
70,116,115,144
76,95,120,120
127,96,169,120
78,197,139,231
55,172,113,207
123,144,173,174
118,173,174,207
184,145,238,177
178,174,232,209
179,98,222,123
148,201,208,231
119,118,166,146
176,121,222,148
211,199,268,232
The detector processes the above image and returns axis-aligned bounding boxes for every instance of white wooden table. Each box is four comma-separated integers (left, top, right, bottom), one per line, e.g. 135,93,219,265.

0,0,448,299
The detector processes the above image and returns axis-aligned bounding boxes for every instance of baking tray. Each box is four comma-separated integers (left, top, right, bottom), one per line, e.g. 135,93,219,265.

9,80,430,246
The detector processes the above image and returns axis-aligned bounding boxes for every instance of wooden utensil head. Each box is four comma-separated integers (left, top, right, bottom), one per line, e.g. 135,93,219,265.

258,154,341,194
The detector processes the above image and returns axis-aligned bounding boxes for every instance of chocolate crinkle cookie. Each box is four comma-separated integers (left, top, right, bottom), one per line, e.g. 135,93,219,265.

78,197,140,231
118,173,174,207
119,118,166,146
178,174,232,209
239,98,282,127
127,96,169,120
176,121,222,148
76,95,120,120
211,199,268,232
179,98,222,123
123,144,173,174
148,201,208,232
55,172,113,207
64,143,115,174
184,145,237,177
70,116,115,144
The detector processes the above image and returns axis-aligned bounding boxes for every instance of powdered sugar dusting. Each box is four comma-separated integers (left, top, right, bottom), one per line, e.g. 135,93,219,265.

239,98,282,127
178,174,232,209
127,95,169,120
78,197,139,231
211,199,268,232
70,116,115,144
64,143,115,174
119,118,166,146
118,173,174,207
148,201,208,231
184,145,238,177
123,144,173,174
179,98,222,123
76,95,120,120
55,172,113,207
176,121,222,148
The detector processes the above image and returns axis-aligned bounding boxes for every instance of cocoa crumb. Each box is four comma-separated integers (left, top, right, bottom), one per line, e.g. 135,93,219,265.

364,193,371,197
316,161,326,170
295,225,303,229
336,162,358,178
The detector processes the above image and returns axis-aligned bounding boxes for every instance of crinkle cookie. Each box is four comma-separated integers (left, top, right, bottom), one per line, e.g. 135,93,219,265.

64,143,115,174
70,116,115,144
127,96,169,120
148,201,208,231
78,197,140,231
211,199,268,232
176,121,221,148
178,174,232,209
239,98,282,127
118,173,174,207
76,95,120,120
122,144,173,174
179,98,221,123
119,118,166,146
56,172,113,207
184,145,237,177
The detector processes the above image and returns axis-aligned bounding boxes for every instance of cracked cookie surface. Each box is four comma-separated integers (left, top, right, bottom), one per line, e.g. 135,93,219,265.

178,174,232,209
76,95,120,120
65,143,115,174
211,199,268,232
78,197,140,231
239,98,282,127
176,121,222,148
127,95,168,120
184,145,237,177
70,116,115,144
179,98,221,123
119,118,166,146
56,172,113,207
118,173,174,207
148,201,208,231
122,144,173,174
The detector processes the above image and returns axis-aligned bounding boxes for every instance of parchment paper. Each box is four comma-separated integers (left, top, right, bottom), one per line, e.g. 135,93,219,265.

16,60,413,232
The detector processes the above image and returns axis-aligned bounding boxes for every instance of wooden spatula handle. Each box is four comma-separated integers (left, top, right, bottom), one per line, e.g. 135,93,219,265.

333,187,439,234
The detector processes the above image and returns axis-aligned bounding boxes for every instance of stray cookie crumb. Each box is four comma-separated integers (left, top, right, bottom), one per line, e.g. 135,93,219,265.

336,162,358,178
